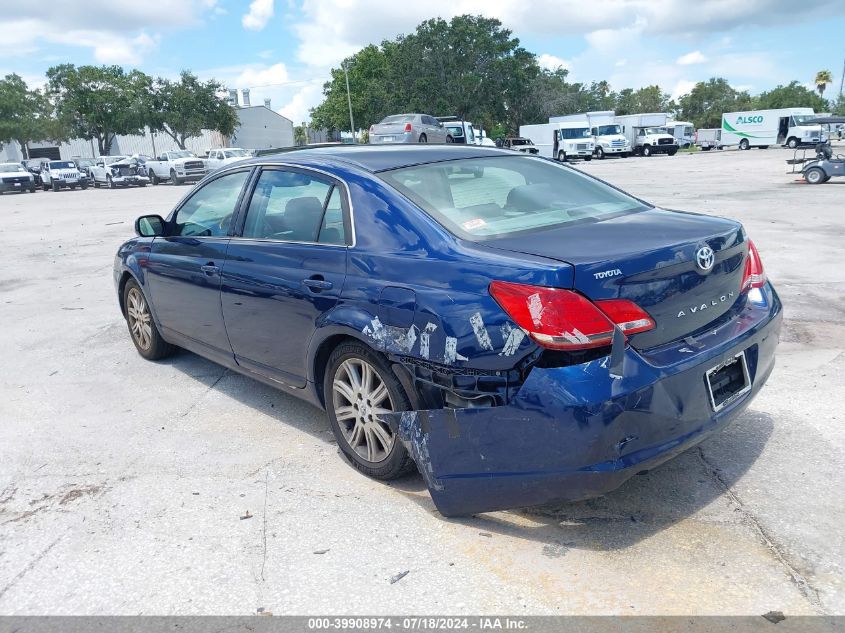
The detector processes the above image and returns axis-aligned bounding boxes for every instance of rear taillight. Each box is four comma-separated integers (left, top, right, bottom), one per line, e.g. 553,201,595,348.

489,281,655,351
741,240,766,291
404,122,413,132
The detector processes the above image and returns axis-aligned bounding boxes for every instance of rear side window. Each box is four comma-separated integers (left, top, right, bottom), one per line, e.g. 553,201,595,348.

380,156,648,240
241,169,347,244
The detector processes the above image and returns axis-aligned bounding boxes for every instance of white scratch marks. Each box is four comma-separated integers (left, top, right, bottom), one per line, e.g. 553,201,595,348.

362,316,385,344
527,293,545,328
419,322,437,359
469,312,493,351
444,337,468,364
500,323,525,356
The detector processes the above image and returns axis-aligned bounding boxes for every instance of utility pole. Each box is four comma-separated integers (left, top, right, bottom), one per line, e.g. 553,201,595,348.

343,62,355,143
840,54,845,97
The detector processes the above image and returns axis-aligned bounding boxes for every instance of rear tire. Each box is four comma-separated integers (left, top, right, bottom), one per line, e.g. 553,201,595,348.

324,341,415,480
150,171,159,185
123,279,176,361
52,181,59,192
787,137,799,150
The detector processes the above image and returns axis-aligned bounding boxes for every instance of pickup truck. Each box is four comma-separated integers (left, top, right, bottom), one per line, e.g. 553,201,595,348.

146,150,208,185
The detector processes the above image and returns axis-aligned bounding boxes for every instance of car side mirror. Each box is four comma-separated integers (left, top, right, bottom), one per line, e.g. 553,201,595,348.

135,215,166,237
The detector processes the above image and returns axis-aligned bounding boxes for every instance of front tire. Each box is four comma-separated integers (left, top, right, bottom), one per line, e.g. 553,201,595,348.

557,150,566,162
123,279,176,360
107,176,116,189
418,134,427,144
739,139,750,150
787,137,799,150
150,171,159,185
170,169,182,185
324,342,415,480
805,167,826,184
81,182,88,190
668,149,678,156
595,147,605,159
642,145,652,157
52,181,60,192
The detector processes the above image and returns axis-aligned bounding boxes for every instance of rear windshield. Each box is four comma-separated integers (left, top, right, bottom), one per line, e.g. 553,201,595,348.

380,156,648,240
381,115,415,124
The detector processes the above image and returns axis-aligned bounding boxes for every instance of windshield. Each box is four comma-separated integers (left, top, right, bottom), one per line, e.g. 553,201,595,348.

381,115,414,124
224,149,249,158
169,150,196,159
559,127,591,139
642,127,663,135
50,161,75,169
793,115,816,126
0,164,24,173
596,125,622,135
380,156,647,240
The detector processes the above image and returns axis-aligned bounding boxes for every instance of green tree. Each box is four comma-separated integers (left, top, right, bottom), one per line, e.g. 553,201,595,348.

46,64,152,155
814,70,833,98
311,15,536,134
677,78,754,128
149,71,238,149
293,125,308,146
614,85,671,116
0,74,59,158
830,93,845,116
755,81,828,111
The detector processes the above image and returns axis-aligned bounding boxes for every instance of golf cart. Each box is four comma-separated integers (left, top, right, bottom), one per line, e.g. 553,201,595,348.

787,116,845,184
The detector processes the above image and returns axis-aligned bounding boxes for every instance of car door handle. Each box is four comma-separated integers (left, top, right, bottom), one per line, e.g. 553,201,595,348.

302,277,332,291
201,264,220,275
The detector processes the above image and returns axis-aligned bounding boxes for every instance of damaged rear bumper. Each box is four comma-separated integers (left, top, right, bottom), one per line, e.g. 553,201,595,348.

382,285,782,516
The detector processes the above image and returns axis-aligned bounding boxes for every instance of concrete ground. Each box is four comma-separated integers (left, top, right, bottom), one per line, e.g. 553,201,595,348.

0,145,842,615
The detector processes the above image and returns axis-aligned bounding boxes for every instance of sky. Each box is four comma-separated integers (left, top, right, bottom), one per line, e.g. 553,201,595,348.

1,0,844,125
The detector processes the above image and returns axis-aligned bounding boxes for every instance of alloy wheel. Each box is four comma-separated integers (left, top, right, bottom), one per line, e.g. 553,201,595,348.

331,358,395,463
126,287,153,351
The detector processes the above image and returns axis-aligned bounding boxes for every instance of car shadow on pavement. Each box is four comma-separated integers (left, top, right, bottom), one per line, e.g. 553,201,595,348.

167,350,773,550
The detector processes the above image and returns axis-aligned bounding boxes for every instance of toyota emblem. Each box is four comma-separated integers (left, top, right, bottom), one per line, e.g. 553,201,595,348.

696,246,715,272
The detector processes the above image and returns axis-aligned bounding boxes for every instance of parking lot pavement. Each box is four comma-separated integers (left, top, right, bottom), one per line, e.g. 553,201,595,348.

0,148,842,615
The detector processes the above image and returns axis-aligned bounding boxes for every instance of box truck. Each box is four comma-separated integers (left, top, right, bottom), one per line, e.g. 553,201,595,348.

519,121,594,161
721,108,824,150
615,113,678,156
550,111,631,158
662,120,695,148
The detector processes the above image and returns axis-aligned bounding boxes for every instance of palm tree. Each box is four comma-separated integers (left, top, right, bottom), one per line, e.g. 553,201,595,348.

814,70,833,98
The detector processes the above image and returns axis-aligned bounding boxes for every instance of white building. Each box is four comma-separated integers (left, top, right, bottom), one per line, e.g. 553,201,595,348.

0,89,294,162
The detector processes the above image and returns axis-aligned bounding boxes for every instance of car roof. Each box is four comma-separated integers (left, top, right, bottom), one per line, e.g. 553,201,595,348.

239,145,516,173
1,162,25,167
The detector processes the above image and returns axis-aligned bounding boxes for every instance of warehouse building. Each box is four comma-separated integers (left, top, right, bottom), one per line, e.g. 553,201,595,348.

0,90,294,162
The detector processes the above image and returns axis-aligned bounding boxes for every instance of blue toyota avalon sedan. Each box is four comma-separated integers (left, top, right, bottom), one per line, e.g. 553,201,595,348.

114,145,781,516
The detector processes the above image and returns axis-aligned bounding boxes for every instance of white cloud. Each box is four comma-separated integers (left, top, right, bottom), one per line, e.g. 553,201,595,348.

242,0,275,31
0,1,216,62
537,54,571,72
676,50,707,65
235,63,290,88
670,80,697,100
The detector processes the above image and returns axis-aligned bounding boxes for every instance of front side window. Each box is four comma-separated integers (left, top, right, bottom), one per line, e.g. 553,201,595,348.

169,170,250,237
241,169,347,244
380,156,648,240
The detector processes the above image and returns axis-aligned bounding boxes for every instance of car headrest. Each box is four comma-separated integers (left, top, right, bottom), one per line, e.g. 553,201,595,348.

284,196,323,242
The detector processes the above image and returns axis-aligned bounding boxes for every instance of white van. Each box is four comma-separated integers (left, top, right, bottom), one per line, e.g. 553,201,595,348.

721,108,824,150
662,120,695,148
519,121,594,161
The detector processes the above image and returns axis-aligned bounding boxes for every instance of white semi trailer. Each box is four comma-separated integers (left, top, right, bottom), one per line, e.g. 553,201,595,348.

721,108,824,150
519,121,594,161
550,111,631,159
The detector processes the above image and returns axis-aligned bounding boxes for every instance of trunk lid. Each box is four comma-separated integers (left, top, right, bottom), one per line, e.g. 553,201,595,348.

482,208,748,349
